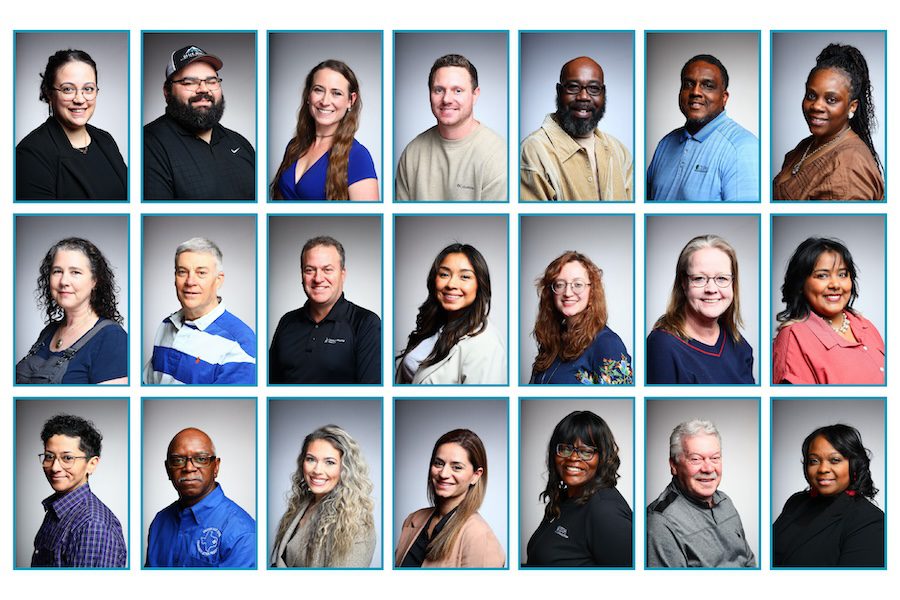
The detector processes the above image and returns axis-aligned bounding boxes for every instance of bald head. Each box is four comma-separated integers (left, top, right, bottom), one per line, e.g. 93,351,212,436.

559,56,604,84
556,56,607,137
165,427,220,506
167,427,216,456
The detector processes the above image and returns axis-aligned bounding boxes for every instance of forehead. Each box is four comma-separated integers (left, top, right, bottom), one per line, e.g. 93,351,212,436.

175,61,217,80
812,250,846,271
176,250,217,269
808,435,840,455
681,432,721,455
45,434,82,451
432,66,474,89
303,244,341,267
52,248,91,268
306,438,341,457
169,430,214,455
55,60,96,83
808,67,851,92
682,60,723,83
556,260,589,279
435,442,471,463
561,60,603,83
688,247,731,271
439,252,474,271
312,68,350,90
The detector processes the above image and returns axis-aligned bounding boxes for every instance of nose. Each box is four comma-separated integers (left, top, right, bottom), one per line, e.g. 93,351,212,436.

703,277,717,292
48,456,64,472
182,458,198,472
575,85,590,100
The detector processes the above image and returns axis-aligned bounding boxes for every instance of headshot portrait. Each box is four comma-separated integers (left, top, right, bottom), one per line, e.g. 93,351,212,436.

645,214,760,385
141,32,257,200
771,31,885,201
142,398,257,568
771,215,885,385
268,31,382,201
519,31,634,201
519,215,634,385
519,398,634,568
645,398,759,568
141,215,257,385
14,215,129,385
394,215,508,385
14,31,129,201
15,398,128,568
268,215,382,385
393,398,508,568
267,398,382,568
645,32,760,202
771,398,885,568
393,31,508,201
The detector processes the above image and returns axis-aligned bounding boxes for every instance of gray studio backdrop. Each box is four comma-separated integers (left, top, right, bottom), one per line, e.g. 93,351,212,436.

142,32,256,147
645,215,760,383
141,398,257,565
519,215,634,383
267,32,382,198
267,398,383,568
15,398,129,567
770,215,884,340
393,31,509,177
392,398,508,562
267,215,382,348
771,398,885,522
141,215,257,370
771,32,885,181
15,215,130,364
645,398,760,562
393,215,509,380
15,31,129,164
644,32,760,173
519,31,634,154
519,398,634,563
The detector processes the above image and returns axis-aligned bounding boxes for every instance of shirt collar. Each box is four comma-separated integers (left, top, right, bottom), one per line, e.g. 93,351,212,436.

671,476,725,508
301,293,348,323
167,114,224,144
167,301,226,331
180,483,226,524
681,110,729,143
541,113,606,162
43,481,92,517
804,311,866,350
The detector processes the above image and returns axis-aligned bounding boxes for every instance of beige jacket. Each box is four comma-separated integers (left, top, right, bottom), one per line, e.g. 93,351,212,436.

394,508,505,568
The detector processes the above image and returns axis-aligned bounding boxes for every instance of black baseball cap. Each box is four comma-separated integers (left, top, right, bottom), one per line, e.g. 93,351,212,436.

166,45,223,80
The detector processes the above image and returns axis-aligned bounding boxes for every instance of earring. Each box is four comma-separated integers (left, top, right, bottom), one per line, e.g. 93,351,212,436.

347,106,353,113
849,111,855,119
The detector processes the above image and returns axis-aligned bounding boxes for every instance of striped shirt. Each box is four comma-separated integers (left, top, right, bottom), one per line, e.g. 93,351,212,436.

32,482,126,568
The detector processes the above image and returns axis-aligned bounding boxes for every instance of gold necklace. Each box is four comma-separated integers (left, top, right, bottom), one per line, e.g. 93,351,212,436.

791,127,850,176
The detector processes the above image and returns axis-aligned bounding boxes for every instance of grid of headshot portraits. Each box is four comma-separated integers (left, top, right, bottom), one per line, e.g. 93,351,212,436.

10,27,887,574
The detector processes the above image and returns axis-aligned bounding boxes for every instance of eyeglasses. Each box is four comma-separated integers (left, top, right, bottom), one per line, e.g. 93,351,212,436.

684,454,722,467
686,274,733,288
39,453,88,467
170,77,222,91
167,455,217,468
556,443,597,461
560,82,605,97
550,280,590,295
53,85,98,99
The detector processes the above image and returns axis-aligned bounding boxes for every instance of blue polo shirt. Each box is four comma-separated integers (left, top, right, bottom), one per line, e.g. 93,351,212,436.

145,484,256,568
647,111,758,201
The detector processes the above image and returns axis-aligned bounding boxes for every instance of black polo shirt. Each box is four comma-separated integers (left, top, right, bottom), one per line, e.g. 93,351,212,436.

269,295,381,384
143,114,255,200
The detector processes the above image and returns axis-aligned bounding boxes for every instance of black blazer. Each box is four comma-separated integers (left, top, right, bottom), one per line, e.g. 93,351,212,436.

16,117,127,200
773,491,884,567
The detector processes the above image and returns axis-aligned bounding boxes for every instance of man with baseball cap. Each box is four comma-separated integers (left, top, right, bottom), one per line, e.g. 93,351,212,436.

144,45,255,200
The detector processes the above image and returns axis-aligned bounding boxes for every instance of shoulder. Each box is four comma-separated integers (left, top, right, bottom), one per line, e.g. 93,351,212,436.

350,138,374,159
847,495,884,523
472,124,506,153
464,322,504,349
595,129,632,158
401,507,433,529
17,119,56,150
217,124,254,148
143,115,172,136
459,511,499,538
589,327,627,353
401,127,440,153
213,310,256,339
654,127,685,149
220,494,257,532
86,123,117,144
715,115,758,147
647,486,682,518
647,328,680,350
274,307,305,330
587,486,631,514
345,299,381,327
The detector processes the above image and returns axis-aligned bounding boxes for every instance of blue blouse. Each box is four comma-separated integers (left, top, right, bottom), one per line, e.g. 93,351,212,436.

531,327,633,385
276,138,376,200
646,327,754,384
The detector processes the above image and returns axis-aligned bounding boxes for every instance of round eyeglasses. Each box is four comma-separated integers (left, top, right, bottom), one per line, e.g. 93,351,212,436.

39,453,88,468
53,85,98,99
686,274,733,288
550,280,590,295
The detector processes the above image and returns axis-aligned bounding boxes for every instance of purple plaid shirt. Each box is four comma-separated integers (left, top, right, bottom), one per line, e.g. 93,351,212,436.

32,482,127,568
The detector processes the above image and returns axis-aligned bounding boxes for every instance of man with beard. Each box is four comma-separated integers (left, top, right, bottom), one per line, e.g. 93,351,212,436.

144,45,255,200
520,57,632,201
647,54,758,201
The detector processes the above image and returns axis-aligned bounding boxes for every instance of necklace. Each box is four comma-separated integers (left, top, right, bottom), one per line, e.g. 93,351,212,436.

75,145,89,155
823,312,850,334
791,127,850,176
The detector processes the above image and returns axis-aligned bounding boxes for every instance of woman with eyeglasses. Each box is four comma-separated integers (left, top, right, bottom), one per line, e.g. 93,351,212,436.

525,411,632,567
16,49,127,200
647,234,754,384
530,251,632,384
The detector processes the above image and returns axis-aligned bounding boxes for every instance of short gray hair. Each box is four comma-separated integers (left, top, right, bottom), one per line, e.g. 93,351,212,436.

669,419,720,461
175,237,223,273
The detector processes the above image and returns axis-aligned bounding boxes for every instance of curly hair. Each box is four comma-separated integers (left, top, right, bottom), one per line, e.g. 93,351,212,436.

272,425,375,566
41,413,103,457
653,234,744,343
271,60,362,200
540,411,620,520
776,237,858,327
532,251,607,373
802,424,878,500
36,237,122,325
39,49,98,110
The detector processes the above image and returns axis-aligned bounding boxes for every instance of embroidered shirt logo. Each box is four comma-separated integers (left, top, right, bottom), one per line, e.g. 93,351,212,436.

324,337,346,344
693,164,709,173
554,525,569,539
231,148,240,154
196,527,222,556
181,46,205,61
456,183,475,190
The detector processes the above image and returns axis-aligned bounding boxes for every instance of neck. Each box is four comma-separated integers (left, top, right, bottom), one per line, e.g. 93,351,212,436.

179,485,216,508
683,311,720,343
195,127,213,143
183,300,219,322
307,299,337,323
58,119,89,147
438,117,478,141
63,304,98,328
315,122,339,139
436,494,465,517
813,125,850,148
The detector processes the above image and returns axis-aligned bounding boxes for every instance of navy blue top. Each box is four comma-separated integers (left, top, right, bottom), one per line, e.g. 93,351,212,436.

276,138,376,200
33,322,127,383
646,327,754,384
531,327,633,385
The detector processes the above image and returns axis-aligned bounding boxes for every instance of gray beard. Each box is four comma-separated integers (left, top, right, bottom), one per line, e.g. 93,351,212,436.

556,97,605,138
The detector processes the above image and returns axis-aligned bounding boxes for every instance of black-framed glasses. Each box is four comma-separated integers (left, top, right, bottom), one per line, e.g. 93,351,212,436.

39,453,88,467
550,280,590,295
555,443,597,461
53,85,98,99
167,455,217,468
170,77,222,91
686,274,733,288
560,82,605,97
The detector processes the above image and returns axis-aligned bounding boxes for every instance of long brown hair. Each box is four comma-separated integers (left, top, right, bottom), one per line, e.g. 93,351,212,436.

271,60,362,200
532,252,607,373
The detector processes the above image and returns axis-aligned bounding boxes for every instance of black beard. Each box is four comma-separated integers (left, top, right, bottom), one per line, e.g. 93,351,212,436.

165,92,225,132
556,94,606,137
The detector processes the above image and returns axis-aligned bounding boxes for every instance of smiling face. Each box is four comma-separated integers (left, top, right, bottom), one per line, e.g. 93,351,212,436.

434,252,478,319
552,260,591,318
679,60,729,134
803,250,851,320
803,67,858,143
307,67,356,135
175,250,223,321
43,434,98,495
303,438,342,500
51,60,97,132
50,248,96,316
301,244,346,313
430,66,480,138
805,435,851,497
554,438,600,498
166,429,220,506
671,432,722,505
430,442,483,511
165,61,224,131
556,58,606,137
683,246,734,326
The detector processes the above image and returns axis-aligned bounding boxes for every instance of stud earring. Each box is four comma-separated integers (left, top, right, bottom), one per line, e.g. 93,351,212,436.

849,111,855,119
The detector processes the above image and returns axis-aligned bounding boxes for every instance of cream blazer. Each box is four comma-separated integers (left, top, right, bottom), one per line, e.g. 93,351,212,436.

399,322,506,385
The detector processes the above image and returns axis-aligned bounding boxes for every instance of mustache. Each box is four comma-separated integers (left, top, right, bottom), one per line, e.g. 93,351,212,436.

568,101,595,111
177,476,203,483
190,92,215,103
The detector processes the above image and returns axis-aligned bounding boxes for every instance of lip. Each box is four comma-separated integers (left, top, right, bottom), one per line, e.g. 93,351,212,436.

806,114,828,127
439,291,463,302
307,476,329,487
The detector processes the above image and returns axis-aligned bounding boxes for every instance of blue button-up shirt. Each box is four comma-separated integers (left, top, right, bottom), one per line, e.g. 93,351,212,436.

32,482,127,568
145,484,256,568
647,111,759,201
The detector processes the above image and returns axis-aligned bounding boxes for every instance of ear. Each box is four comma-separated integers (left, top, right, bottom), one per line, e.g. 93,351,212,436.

472,86,481,104
85,455,100,477
722,90,730,106
165,460,173,481
849,98,860,117
669,457,677,477
349,91,358,108
214,271,224,292
212,457,221,479
163,83,170,101
470,466,484,486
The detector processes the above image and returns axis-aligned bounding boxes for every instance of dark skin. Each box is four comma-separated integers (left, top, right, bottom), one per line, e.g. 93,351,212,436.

679,60,729,135
165,427,221,508
557,57,606,122
803,67,858,148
